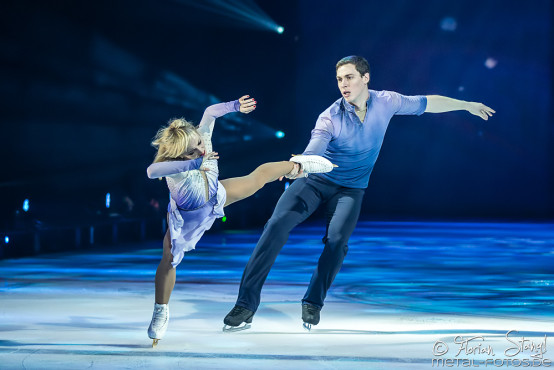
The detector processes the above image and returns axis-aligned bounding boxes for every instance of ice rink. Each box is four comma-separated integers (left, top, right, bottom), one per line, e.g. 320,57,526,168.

1,221,553,369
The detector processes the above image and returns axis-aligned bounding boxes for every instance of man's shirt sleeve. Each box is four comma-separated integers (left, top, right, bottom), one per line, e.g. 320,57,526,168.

302,114,334,155
388,91,427,116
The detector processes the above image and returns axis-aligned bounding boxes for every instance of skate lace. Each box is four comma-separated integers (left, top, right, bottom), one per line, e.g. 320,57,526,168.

304,304,319,315
152,308,168,326
230,306,248,316
292,156,333,174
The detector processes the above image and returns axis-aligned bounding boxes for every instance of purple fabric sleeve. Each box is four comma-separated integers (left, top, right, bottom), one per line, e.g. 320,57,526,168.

197,100,240,134
303,115,334,155
389,91,427,116
146,157,203,179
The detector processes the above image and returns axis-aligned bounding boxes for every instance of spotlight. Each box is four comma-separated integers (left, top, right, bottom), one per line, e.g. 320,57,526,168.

285,181,290,190
179,0,281,34
277,26,284,34
4,236,9,244
23,199,29,212
222,216,227,223
275,130,285,139
440,17,457,32
106,193,111,209
485,57,498,69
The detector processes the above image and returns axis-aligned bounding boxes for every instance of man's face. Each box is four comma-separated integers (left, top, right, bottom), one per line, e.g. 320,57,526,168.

336,63,369,104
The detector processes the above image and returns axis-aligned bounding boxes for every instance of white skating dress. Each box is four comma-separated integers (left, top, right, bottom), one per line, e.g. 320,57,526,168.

147,101,239,267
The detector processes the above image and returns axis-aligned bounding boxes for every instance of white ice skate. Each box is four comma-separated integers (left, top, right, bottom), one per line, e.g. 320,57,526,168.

289,155,337,175
148,303,169,347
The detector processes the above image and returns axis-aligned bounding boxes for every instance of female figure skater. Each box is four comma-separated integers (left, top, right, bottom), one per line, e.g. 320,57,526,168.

146,95,333,346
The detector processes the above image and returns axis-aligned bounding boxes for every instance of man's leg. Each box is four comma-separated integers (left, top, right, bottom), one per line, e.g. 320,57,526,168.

302,187,365,308
235,177,324,312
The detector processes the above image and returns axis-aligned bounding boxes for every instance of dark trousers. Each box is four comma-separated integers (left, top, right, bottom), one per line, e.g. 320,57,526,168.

236,174,365,312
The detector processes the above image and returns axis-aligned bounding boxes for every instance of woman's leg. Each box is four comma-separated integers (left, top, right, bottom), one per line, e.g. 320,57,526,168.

148,221,175,345
220,161,296,207
154,227,176,304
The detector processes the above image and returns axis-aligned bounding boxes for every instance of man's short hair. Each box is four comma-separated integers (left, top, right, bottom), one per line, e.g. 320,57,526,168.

336,56,370,78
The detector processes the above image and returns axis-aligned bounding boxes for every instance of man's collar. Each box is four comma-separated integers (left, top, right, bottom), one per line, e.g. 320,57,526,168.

341,90,371,112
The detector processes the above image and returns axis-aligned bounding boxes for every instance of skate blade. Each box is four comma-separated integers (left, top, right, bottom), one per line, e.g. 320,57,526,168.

222,323,251,332
152,339,159,347
303,322,312,331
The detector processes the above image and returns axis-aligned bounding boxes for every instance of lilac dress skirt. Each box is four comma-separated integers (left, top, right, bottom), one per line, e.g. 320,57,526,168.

167,182,226,267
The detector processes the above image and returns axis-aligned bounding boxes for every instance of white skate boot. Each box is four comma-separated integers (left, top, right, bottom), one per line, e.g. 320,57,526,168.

148,303,169,347
289,155,336,175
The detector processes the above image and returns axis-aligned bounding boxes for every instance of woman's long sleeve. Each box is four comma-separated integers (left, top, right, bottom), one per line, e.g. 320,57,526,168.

146,157,203,179
197,100,240,137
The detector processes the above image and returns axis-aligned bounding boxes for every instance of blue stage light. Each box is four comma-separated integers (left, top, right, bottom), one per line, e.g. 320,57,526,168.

179,0,281,34
23,199,29,212
4,236,9,244
275,131,285,139
285,181,290,190
440,17,457,32
106,193,111,209
277,26,284,34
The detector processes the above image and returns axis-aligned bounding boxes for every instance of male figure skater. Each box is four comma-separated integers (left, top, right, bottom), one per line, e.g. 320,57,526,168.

223,55,495,331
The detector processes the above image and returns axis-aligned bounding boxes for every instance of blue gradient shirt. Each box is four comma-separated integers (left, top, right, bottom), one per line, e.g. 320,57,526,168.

303,89,427,189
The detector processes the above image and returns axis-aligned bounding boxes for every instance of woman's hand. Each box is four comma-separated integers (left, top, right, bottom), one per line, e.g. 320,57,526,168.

204,151,219,161
239,95,256,114
200,152,219,171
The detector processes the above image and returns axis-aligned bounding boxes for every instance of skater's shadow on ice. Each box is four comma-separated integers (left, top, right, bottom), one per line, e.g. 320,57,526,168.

37,316,147,331
249,328,554,336
171,300,290,322
0,339,146,349
254,306,290,321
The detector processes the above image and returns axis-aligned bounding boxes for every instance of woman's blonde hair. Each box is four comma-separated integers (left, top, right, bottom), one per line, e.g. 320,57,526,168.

151,118,198,163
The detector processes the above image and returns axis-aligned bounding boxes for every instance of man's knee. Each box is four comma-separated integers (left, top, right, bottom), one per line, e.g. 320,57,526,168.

325,234,349,256
254,215,294,249
265,212,295,234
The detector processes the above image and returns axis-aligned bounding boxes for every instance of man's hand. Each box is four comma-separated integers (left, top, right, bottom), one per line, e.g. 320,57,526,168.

238,95,256,114
279,162,305,181
466,102,496,121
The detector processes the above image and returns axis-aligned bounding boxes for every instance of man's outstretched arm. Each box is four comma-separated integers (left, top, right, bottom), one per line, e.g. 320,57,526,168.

425,95,495,121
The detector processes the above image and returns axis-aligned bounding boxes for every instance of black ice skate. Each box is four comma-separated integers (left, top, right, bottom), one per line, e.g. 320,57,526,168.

302,303,321,331
223,305,254,332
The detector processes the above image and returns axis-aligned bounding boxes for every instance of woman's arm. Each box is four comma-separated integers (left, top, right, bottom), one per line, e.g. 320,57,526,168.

146,157,203,179
197,95,256,136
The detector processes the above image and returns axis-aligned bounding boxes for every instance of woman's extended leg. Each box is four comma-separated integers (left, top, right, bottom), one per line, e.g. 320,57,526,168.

155,227,176,304
220,161,296,207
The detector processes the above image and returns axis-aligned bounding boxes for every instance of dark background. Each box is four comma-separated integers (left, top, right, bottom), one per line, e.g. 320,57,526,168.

1,0,552,235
